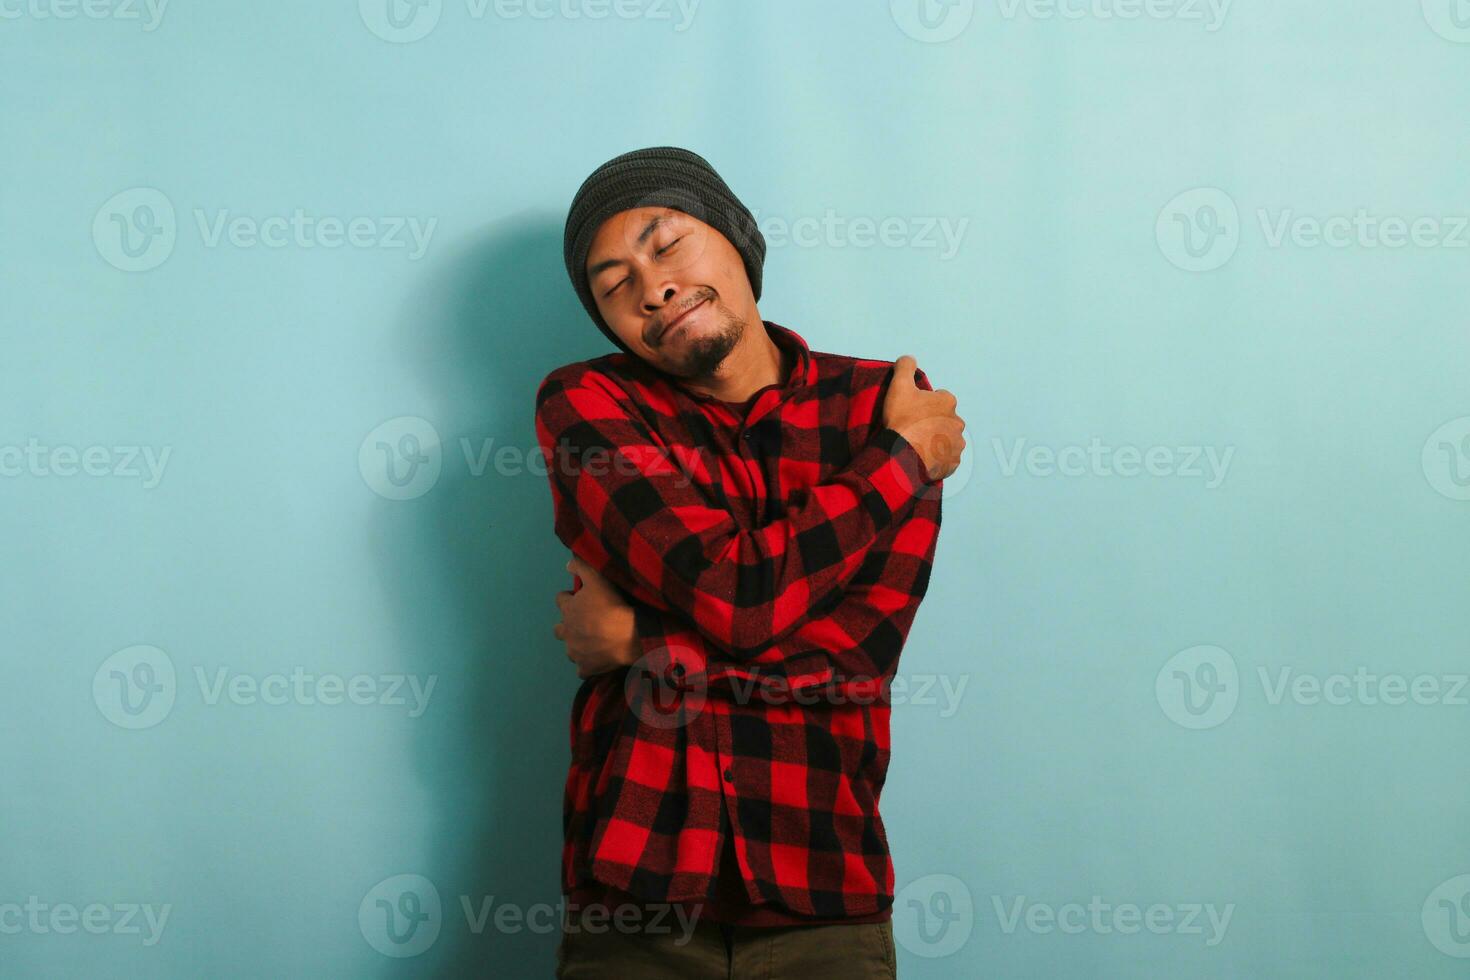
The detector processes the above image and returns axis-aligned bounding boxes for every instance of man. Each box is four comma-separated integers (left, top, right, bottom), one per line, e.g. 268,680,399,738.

534,146,965,978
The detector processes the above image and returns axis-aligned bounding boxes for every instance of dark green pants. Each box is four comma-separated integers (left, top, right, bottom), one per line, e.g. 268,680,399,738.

555,910,898,979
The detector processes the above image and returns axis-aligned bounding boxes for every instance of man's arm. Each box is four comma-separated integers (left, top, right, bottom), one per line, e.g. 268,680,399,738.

542,356,961,681
534,361,951,660
626,487,941,695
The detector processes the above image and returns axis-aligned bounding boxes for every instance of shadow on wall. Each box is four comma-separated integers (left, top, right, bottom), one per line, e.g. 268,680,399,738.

370,212,611,978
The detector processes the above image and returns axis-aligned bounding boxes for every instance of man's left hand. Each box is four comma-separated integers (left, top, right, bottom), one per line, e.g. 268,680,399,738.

554,555,640,679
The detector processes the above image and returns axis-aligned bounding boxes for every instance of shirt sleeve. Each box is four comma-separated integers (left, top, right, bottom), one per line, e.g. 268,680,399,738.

627,481,941,699
534,367,932,660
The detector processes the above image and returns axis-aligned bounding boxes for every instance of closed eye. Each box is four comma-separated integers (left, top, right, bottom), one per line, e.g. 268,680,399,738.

602,237,685,297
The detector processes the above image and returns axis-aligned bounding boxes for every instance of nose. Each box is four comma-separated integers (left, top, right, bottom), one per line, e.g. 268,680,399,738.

642,283,678,318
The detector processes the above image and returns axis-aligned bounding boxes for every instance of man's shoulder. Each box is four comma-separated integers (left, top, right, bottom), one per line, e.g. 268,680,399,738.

535,353,652,409
807,347,931,393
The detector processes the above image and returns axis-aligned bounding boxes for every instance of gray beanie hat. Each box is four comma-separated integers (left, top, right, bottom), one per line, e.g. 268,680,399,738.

563,146,766,352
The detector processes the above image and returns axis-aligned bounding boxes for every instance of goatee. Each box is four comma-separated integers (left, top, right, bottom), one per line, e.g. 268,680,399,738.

667,304,745,379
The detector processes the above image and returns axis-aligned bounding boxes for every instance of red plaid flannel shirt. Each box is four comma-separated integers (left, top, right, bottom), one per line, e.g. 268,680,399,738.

533,321,944,919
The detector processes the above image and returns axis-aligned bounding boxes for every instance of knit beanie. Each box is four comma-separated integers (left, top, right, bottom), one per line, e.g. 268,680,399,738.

563,146,767,352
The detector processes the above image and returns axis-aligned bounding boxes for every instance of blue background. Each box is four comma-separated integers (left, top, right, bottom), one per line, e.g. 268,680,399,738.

4,0,1469,976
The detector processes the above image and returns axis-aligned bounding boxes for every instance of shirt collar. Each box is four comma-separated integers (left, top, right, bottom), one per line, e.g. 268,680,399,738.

669,320,815,406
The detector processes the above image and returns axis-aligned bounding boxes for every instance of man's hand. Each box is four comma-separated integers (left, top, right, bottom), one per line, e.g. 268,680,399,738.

881,355,966,481
554,555,640,680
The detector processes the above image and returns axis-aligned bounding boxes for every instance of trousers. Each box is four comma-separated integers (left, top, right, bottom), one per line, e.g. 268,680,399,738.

554,910,898,979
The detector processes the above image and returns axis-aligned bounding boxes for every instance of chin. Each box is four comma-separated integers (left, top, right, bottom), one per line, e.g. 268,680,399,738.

646,303,745,377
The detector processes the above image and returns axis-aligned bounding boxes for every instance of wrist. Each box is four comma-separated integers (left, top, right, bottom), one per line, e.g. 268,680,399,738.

616,606,641,666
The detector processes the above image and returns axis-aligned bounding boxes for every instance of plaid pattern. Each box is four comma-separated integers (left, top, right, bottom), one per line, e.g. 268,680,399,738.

533,321,944,918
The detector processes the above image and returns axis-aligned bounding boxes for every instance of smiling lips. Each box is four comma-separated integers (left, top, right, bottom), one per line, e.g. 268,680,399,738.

655,298,707,344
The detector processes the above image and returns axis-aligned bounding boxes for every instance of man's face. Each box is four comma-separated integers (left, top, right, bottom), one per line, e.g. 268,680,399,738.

585,206,756,378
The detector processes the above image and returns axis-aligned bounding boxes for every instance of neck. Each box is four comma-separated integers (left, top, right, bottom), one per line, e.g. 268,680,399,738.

681,317,788,403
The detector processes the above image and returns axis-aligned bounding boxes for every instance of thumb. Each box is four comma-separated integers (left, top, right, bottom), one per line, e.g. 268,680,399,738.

567,554,603,588
892,354,918,388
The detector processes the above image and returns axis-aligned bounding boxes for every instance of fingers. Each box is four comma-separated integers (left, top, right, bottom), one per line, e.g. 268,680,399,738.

554,590,572,612
568,554,607,589
916,421,968,481
892,354,918,386
553,622,566,641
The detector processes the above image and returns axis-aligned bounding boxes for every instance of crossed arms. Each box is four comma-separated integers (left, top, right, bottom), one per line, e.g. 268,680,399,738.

535,355,965,689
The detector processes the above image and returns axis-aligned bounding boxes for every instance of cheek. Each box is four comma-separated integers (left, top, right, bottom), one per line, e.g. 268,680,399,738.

598,303,639,345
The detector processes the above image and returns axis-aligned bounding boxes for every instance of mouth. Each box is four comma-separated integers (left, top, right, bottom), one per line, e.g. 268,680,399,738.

653,298,707,345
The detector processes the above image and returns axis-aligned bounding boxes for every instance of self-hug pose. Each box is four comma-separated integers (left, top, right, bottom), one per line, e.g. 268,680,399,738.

535,146,965,979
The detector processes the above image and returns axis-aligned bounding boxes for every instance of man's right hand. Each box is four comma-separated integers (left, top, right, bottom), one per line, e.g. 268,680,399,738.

881,355,966,482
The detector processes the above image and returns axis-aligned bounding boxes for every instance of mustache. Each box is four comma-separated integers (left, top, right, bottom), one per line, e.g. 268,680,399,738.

647,291,713,346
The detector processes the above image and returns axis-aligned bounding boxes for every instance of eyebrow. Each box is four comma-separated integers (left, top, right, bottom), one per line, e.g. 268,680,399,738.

586,213,669,281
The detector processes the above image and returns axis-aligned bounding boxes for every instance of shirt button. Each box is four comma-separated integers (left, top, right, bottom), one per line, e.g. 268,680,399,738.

723,767,735,783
